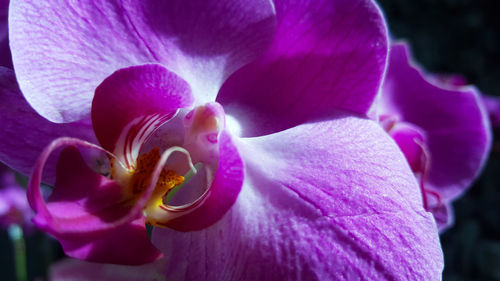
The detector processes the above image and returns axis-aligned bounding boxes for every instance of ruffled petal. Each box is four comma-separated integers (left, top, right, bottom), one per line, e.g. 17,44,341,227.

92,64,193,159
217,0,388,136
0,67,97,183
10,0,275,122
380,42,491,201
153,115,443,280
29,144,160,265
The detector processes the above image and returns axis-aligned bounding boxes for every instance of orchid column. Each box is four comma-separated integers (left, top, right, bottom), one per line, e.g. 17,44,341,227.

0,0,444,280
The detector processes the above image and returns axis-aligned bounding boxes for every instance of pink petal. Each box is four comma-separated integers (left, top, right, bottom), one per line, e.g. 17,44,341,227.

10,0,275,122
389,122,426,172
92,64,193,155
0,67,97,183
153,116,443,280
380,42,491,202
28,140,160,264
217,0,388,136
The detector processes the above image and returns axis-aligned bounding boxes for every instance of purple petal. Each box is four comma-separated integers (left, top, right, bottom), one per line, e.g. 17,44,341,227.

389,122,426,173
57,216,162,265
10,0,275,122
0,0,10,68
217,0,388,136
29,144,160,264
50,258,165,281
92,64,193,154
0,164,33,229
0,67,97,183
153,116,443,280
380,42,491,201
481,95,500,130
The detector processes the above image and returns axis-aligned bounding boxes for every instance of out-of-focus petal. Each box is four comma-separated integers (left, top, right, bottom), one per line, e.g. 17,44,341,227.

50,258,165,281
481,95,500,130
153,115,443,280
0,0,10,68
92,64,193,155
9,0,275,122
380,42,491,201
217,0,388,136
0,164,33,229
0,67,97,183
29,143,160,264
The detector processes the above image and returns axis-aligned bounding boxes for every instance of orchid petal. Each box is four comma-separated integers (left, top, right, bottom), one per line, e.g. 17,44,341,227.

56,216,162,265
380,42,491,201
50,258,165,281
92,64,193,159
29,144,161,264
0,0,10,68
217,0,388,136
0,67,97,183
153,115,443,280
481,95,500,130
10,0,276,122
389,122,426,173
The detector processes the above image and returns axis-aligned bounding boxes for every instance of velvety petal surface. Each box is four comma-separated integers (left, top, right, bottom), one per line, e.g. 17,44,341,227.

380,43,491,201
0,67,97,183
29,144,161,265
50,258,165,281
9,0,275,122
217,0,388,136
92,64,193,154
153,115,443,280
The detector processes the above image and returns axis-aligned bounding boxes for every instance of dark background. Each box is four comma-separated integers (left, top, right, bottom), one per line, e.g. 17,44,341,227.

378,0,500,280
0,0,499,280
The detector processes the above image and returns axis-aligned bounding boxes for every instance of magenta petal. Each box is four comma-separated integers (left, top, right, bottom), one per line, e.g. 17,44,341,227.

57,216,162,265
153,116,443,280
50,258,165,281
0,67,97,183
160,131,244,231
380,43,491,201
0,0,10,68
92,64,193,153
29,144,160,264
10,0,275,122
389,122,426,172
217,0,388,136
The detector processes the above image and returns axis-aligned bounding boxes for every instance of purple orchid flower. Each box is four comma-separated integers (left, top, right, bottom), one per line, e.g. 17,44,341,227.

374,42,491,232
1,0,444,278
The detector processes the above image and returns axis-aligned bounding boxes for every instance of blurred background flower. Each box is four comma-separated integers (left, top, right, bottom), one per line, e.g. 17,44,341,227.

377,0,500,280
